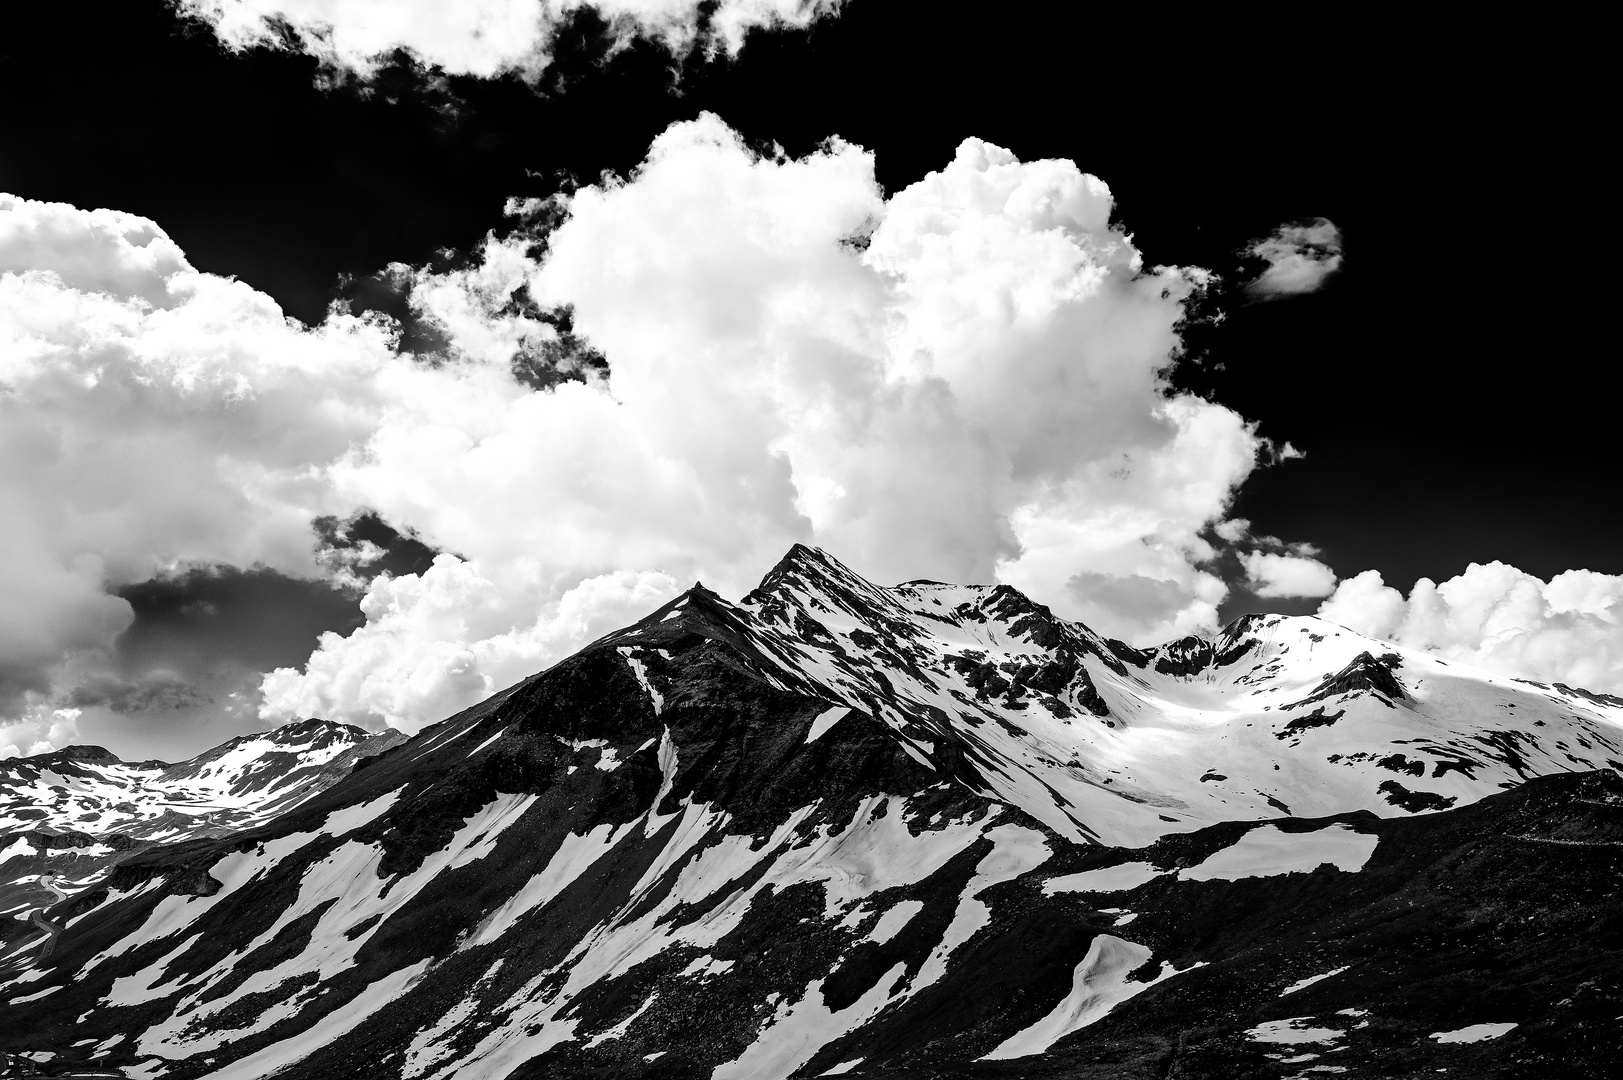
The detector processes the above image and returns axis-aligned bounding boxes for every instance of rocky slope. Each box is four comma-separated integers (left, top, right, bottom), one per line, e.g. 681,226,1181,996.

1,547,1619,1079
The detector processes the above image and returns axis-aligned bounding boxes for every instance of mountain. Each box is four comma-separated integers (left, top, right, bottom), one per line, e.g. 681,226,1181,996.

0,719,408,841
1,546,1619,1079
0,720,407,933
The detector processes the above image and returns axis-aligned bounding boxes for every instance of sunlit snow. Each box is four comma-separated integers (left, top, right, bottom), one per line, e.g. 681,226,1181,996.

1043,861,1162,894
1431,1022,1517,1043
1180,825,1377,881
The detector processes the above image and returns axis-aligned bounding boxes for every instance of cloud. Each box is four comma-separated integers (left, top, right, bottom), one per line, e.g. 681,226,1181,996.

1318,563,1623,693
260,559,678,730
0,189,399,731
1241,550,1337,598
281,119,1279,716
66,671,211,714
1244,217,1343,298
3,116,1297,745
1,707,81,761
174,0,842,81
1064,572,1204,641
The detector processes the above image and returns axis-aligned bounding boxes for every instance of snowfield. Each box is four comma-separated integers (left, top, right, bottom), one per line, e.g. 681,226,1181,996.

1431,1022,1518,1043
1179,825,1378,881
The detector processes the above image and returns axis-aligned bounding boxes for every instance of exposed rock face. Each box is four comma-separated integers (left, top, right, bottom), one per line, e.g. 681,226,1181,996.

1,547,1619,1078
1292,651,1410,709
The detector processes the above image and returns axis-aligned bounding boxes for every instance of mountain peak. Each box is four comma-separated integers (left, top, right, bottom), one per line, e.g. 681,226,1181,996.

5,551,1621,1079
21,744,125,765
262,717,372,743
747,543,876,601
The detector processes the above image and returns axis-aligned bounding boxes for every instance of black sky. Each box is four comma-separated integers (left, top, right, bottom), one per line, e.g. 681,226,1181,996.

1,2,1613,696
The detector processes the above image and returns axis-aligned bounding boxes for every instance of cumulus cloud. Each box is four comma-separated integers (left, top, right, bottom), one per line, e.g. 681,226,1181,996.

0,191,387,731
286,121,1280,711
260,559,678,729
0,707,82,761
1241,550,1337,598
3,116,1296,744
1244,217,1343,298
174,0,841,81
1318,563,1623,693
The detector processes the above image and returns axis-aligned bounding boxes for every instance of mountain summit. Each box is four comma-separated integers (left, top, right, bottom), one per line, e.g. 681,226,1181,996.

606,544,1621,845
3,547,1620,1078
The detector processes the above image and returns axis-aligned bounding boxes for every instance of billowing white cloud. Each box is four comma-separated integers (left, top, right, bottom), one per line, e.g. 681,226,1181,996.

1241,550,1337,598
260,558,678,730
0,191,389,734
1244,217,1343,298
0,707,81,761
1319,564,1623,693
174,0,841,81
3,116,1297,744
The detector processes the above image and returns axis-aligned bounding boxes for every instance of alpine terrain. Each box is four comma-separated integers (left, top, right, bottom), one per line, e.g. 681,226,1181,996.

1,722,407,968
3,546,1620,1078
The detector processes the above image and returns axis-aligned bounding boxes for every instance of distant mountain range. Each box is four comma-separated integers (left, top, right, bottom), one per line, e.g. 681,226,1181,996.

0,721,405,928
3,546,1619,1078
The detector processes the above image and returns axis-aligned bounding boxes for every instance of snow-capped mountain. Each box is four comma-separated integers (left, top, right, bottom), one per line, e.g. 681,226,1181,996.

0,719,405,841
0,720,406,930
2,547,1619,1079
631,546,1623,846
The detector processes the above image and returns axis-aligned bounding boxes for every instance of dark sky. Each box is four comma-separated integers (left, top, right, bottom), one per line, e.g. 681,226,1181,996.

1,3,1612,754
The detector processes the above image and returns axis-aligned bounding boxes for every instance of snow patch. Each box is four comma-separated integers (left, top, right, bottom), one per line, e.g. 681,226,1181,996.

402,993,480,1078
1281,966,1350,996
806,705,852,743
467,729,506,757
1431,1022,1517,1043
1247,1017,1345,1044
910,824,1050,994
803,796,990,915
864,900,923,944
680,955,736,979
983,935,1198,1059
194,959,431,1080
712,965,907,1080
898,741,933,769
322,789,400,836
644,727,679,837
618,647,665,714
103,933,201,1007
1181,825,1377,881
464,820,634,950
586,992,658,1047
1043,862,1162,895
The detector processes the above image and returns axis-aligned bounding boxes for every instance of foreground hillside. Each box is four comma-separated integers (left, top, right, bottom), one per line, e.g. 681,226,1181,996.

2,547,1619,1078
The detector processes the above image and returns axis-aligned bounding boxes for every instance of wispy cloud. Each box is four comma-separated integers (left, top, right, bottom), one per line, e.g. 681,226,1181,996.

1243,217,1343,299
